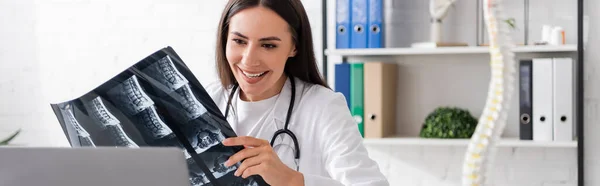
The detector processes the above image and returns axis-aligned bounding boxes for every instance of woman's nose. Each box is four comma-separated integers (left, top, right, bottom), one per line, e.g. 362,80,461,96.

241,45,260,66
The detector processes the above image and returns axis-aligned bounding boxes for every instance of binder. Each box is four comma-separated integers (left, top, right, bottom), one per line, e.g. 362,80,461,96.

335,63,352,108
367,0,383,48
532,58,554,141
350,0,368,48
519,59,533,140
364,62,397,138
552,58,574,141
350,63,364,137
336,0,351,49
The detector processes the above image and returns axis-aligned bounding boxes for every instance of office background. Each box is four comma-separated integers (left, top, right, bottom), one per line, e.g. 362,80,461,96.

0,0,596,185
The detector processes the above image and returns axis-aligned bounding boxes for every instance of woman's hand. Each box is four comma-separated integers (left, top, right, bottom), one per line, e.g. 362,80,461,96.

222,136,304,186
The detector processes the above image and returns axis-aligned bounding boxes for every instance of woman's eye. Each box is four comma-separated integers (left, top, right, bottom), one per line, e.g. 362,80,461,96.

233,39,246,45
262,44,277,49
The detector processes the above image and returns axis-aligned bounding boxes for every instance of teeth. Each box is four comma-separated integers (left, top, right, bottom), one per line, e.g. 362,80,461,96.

242,70,266,78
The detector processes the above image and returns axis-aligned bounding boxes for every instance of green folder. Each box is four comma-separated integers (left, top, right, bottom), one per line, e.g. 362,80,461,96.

350,63,364,137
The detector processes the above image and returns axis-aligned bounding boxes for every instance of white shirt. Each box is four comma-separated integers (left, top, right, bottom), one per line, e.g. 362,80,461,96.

232,89,279,136
205,76,389,186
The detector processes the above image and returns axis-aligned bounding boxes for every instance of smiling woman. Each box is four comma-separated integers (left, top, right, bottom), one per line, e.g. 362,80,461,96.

215,0,327,102
224,6,295,102
205,0,390,186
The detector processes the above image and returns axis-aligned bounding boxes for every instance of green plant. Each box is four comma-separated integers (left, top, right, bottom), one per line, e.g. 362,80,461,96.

0,129,21,146
419,107,478,138
504,18,517,30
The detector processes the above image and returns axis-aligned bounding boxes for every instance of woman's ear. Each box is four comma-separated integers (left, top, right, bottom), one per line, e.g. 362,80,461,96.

289,48,297,57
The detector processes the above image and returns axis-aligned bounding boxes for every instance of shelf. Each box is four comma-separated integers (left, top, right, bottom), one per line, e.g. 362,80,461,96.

362,137,577,148
325,45,577,56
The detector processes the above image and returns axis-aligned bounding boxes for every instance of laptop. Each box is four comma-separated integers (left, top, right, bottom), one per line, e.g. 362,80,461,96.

0,147,191,186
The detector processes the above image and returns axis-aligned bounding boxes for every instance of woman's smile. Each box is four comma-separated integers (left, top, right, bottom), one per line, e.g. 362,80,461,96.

237,66,271,84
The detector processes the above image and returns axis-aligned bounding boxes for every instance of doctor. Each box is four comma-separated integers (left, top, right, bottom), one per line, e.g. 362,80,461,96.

205,0,389,185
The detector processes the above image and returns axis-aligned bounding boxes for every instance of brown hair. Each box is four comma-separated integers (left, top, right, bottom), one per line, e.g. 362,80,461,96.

215,0,329,89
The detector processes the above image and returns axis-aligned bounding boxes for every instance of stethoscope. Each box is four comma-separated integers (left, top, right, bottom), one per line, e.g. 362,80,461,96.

224,77,300,171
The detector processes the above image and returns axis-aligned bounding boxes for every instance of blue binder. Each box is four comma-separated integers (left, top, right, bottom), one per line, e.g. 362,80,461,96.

335,63,351,108
351,0,368,48
336,0,352,49
367,0,383,48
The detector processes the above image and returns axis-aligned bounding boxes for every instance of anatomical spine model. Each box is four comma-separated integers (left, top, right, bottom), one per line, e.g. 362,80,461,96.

462,0,516,185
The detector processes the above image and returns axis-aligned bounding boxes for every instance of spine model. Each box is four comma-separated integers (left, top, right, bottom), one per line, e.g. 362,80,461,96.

462,0,516,185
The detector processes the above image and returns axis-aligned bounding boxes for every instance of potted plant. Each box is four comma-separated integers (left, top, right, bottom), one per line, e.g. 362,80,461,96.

504,18,517,30
478,17,519,46
419,107,478,139
0,129,21,146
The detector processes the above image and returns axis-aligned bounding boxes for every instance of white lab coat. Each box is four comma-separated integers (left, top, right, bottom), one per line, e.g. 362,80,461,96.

206,76,389,186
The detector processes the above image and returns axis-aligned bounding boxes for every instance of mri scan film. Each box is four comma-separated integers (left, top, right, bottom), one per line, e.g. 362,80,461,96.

50,46,268,186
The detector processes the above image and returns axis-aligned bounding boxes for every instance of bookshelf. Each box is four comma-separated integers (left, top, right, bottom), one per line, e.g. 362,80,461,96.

319,0,585,185
324,46,578,147
320,4,580,148
362,137,577,148
325,45,577,56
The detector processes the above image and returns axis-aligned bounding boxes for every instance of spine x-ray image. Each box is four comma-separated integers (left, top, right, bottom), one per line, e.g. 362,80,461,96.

105,75,176,145
50,46,268,186
58,103,96,147
140,55,226,154
83,97,139,148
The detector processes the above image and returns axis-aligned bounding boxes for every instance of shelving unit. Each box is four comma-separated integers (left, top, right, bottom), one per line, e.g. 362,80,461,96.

320,1,585,184
324,45,578,147
324,46,578,148
362,137,577,148
325,45,577,56
323,45,578,147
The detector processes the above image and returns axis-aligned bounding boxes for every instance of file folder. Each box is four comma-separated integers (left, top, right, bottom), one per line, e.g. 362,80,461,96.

351,0,368,48
336,0,351,49
532,58,554,141
364,62,397,138
367,0,383,48
552,58,574,141
335,63,352,108
350,63,364,137
519,59,533,140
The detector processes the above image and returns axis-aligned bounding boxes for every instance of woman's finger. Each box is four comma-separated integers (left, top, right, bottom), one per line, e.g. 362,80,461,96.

240,163,267,179
225,146,262,167
222,136,269,147
233,153,266,177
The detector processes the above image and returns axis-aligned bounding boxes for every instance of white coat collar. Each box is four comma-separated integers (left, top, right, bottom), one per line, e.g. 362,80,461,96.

271,76,303,126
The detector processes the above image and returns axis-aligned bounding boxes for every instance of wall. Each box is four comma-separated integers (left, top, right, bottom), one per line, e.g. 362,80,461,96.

0,0,63,146
0,0,585,185
584,0,599,185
